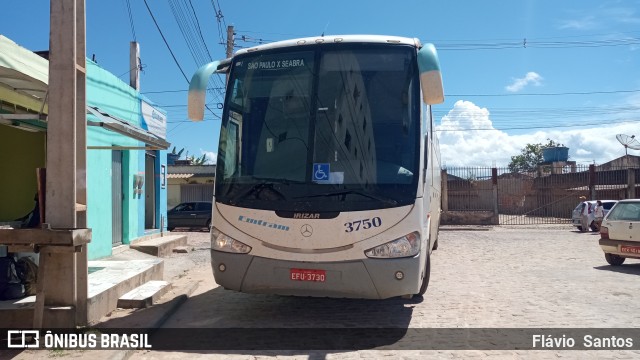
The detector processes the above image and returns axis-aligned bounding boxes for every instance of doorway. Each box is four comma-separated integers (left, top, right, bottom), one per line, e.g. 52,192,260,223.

112,150,123,246
145,151,156,229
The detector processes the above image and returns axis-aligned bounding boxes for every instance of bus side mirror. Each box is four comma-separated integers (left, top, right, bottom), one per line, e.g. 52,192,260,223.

418,44,444,105
188,61,221,121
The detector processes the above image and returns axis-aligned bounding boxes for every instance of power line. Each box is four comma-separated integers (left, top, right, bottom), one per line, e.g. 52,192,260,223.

436,37,640,51
447,89,640,97
142,0,218,119
143,0,189,82
123,0,137,41
210,0,227,49
168,0,225,101
230,33,640,50
143,87,640,97
188,0,213,60
142,87,224,94
436,119,638,132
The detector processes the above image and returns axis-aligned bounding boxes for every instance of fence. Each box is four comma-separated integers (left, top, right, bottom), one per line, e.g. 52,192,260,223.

443,164,639,225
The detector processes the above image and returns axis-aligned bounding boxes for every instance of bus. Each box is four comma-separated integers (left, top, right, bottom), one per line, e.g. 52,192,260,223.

188,35,444,299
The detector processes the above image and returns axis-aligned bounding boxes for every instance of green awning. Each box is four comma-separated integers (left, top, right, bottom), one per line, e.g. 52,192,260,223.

87,106,170,150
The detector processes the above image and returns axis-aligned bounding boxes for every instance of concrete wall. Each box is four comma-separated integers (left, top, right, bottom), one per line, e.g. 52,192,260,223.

85,145,113,259
0,58,168,259
85,60,167,256
86,59,142,257
441,211,498,225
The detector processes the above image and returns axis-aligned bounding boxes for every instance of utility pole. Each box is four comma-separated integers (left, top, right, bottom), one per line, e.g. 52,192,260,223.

36,0,89,327
130,42,140,90
226,25,235,59
225,25,234,85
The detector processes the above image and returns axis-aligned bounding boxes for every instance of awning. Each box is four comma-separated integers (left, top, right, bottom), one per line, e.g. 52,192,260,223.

0,35,49,112
0,113,47,132
87,106,170,150
167,173,194,179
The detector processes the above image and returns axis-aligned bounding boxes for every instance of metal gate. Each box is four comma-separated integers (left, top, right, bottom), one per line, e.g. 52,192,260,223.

497,168,589,225
180,183,214,203
445,165,638,225
112,150,123,246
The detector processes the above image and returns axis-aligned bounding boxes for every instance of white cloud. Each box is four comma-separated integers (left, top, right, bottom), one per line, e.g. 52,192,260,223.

558,7,640,30
505,72,543,92
436,100,638,167
559,16,597,30
200,149,217,164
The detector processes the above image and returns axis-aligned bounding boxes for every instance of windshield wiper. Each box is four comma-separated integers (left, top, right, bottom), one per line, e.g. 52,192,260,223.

228,176,303,204
295,189,398,206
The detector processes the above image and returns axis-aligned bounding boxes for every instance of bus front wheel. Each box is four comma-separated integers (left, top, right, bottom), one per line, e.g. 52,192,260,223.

418,253,431,296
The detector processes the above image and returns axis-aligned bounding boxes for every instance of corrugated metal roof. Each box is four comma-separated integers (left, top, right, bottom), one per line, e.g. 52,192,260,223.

167,173,194,179
168,164,216,175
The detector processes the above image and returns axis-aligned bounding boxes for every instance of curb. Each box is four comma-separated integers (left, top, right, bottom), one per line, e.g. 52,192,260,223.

108,280,201,360
440,226,493,231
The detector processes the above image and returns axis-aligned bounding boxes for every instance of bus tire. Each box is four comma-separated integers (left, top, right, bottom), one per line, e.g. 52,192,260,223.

418,253,431,296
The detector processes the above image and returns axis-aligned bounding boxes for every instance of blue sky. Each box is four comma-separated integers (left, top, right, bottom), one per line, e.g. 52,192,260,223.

3,0,640,166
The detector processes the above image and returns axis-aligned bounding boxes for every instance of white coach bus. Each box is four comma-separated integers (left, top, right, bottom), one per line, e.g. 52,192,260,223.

188,35,444,299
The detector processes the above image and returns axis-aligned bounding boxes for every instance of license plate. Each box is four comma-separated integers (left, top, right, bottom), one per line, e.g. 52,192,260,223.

620,245,640,254
290,268,326,282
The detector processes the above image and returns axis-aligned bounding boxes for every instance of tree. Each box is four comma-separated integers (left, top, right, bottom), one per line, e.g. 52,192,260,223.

187,154,208,165
508,139,564,173
170,146,185,157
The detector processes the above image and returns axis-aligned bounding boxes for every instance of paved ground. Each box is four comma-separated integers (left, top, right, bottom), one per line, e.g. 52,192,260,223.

10,226,640,359
129,225,640,359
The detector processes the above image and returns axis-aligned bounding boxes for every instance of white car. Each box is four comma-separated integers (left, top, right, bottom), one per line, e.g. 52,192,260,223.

599,199,640,266
571,200,617,232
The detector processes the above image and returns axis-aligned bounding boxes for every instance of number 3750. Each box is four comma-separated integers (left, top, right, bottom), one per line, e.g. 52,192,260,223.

344,217,382,232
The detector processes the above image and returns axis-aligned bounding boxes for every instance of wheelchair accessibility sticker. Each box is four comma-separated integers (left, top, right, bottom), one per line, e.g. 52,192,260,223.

313,163,330,181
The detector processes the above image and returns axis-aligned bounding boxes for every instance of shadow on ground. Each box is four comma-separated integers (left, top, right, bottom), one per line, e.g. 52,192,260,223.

594,263,640,275
96,285,417,356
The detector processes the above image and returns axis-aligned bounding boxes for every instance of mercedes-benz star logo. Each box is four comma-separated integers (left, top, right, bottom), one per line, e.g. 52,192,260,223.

300,224,313,237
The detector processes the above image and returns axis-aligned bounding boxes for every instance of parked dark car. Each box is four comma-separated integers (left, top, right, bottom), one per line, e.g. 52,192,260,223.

167,201,213,231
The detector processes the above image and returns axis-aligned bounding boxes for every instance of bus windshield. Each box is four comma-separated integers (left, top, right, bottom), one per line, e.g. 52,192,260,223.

216,45,420,212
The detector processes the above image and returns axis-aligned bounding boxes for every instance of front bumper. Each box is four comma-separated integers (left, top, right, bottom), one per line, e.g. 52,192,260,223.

210,250,423,299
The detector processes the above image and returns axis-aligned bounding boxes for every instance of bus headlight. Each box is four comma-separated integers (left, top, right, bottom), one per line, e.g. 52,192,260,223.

211,227,252,254
364,232,420,258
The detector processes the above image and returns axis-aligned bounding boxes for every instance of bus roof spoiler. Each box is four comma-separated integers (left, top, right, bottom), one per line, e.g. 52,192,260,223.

417,43,444,105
